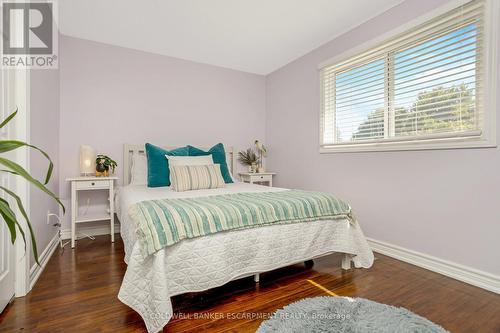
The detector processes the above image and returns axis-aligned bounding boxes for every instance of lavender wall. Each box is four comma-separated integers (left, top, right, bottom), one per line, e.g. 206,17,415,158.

30,67,60,269
59,36,266,230
266,0,500,276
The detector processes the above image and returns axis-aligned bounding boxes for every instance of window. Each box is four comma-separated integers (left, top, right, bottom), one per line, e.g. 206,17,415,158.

320,0,497,152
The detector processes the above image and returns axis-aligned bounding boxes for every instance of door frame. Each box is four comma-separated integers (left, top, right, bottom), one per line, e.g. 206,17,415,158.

0,68,16,312
3,7,32,297
0,65,31,304
12,67,31,297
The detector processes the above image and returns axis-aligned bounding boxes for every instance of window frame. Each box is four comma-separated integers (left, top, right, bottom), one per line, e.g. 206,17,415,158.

318,0,498,153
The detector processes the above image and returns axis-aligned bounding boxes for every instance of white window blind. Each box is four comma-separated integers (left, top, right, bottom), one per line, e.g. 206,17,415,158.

320,0,486,150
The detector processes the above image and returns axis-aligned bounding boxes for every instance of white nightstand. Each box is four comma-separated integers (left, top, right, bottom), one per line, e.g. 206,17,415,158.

239,172,276,187
66,176,118,248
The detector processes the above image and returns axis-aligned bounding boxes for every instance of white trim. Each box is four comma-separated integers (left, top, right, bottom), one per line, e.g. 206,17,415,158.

482,0,498,149
320,133,494,153
367,238,500,294
60,223,120,240
13,67,31,297
29,232,58,290
318,0,499,153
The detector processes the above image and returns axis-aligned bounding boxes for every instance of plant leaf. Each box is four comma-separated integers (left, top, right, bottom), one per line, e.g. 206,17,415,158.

0,140,53,184
0,198,17,244
0,197,28,260
0,158,65,214
0,109,17,129
0,186,39,265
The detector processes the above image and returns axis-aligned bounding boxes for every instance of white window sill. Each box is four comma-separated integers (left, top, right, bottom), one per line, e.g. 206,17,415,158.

320,135,497,153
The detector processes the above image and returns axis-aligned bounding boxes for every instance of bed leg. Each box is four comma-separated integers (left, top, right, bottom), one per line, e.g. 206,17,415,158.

341,254,352,270
254,273,260,283
304,260,314,269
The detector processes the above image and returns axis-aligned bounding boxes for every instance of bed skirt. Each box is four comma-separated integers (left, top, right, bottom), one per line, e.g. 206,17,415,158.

118,218,374,333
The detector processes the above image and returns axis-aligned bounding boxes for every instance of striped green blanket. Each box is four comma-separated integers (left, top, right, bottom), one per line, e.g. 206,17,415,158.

129,190,354,256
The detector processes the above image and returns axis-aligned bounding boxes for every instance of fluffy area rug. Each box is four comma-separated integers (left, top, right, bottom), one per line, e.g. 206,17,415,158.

257,296,448,333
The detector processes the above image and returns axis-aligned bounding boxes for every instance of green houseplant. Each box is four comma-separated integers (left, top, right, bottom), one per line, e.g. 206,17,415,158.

0,109,64,264
95,154,117,176
238,148,259,173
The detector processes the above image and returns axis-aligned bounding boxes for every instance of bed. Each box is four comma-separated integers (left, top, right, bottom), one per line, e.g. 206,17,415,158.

116,144,374,333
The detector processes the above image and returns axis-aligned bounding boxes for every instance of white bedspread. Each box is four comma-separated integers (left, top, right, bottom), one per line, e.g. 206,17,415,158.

116,183,374,333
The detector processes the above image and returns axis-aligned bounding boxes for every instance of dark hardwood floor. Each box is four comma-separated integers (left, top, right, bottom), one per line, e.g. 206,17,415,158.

0,235,499,333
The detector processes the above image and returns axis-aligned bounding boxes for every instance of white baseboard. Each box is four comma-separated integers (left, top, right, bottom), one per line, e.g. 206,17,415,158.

367,238,500,294
60,223,120,240
29,232,59,290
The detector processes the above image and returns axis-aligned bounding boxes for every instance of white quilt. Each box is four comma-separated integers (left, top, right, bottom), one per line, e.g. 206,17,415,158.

116,183,374,333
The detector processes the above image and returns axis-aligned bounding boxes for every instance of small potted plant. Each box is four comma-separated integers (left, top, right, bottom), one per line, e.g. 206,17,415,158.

95,154,117,177
238,148,259,173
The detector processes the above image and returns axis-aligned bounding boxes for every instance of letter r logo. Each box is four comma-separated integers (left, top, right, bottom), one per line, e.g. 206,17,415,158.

2,2,53,55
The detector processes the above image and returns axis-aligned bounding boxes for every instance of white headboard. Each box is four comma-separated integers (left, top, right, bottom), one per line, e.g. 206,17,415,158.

123,144,236,186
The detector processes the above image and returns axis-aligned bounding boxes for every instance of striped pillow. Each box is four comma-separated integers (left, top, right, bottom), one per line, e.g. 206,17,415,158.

169,164,225,192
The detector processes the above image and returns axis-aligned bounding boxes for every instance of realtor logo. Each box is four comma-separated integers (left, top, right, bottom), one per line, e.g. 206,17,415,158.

1,0,58,68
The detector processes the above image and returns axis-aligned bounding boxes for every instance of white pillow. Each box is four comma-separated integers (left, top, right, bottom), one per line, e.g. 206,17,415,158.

130,154,147,185
165,155,214,166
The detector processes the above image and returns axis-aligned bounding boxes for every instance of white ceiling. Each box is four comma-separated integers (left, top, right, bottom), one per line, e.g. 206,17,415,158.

60,0,404,75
